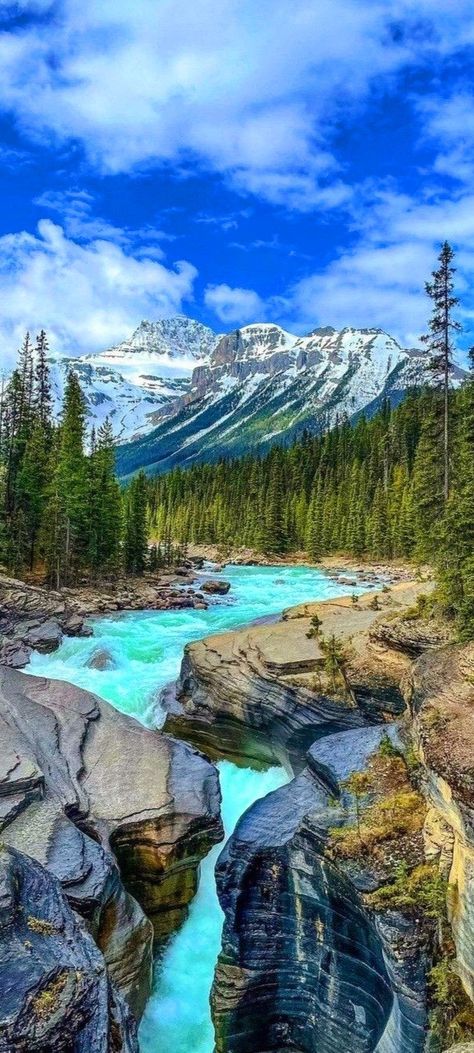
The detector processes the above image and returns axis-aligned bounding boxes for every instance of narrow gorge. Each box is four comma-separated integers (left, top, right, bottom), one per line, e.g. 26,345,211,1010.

1,564,473,1053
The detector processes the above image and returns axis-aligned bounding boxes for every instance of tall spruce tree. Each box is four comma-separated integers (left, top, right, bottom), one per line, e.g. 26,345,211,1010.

43,371,88,586
438,348,474,637
34,330,52,428
421,242,461,500
124,470,148,574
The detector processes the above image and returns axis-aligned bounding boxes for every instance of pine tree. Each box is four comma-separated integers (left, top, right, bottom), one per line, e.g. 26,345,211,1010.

438,349,474,636
411,399,445,561
43,371,88,585
421,242,461,500
124,470,148,574
87,418,122,576
261,460,288,554
306,484,324,561
34,330,52,428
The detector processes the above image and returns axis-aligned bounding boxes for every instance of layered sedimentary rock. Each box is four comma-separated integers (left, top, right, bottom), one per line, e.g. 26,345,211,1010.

0,667,223,1026
212,726,428,1053
407,643,474,1005
0,845,137,1053
164,583,431,770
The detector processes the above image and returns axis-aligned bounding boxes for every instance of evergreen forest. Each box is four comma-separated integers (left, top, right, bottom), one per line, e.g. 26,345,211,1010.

0,331,148,586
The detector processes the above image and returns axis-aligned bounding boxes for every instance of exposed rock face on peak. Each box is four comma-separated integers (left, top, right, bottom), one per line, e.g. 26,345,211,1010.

0,667,223,1038
0,845,138,1053
105,316,219,361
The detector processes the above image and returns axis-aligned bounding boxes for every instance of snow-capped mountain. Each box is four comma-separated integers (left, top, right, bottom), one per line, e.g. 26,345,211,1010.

116,321,462,479
49,317,220,440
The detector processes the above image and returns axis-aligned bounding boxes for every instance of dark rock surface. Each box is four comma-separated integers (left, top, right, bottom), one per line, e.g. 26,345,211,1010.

0,845,137,1053
200,579,231,595
87,648,117,670
0,575,90,668
0,667,223,1024
212,726,427,1053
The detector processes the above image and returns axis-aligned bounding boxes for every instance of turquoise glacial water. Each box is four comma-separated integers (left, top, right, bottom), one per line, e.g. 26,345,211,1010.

27,563,376,1052
27,563,370,725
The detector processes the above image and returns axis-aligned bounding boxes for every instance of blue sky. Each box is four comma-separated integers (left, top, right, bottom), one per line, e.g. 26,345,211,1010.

0,0,474,362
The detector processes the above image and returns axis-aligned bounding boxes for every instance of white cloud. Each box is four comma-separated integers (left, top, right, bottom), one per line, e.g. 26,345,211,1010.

282,186,474,350
0,219,197,364
204,283,264,324
1,0,473,207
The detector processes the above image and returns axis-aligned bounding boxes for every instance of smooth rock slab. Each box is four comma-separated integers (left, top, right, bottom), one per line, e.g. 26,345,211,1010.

0,667,223,1019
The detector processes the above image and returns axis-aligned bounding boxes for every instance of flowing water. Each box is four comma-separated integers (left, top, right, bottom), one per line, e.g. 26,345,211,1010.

27,563,379,1052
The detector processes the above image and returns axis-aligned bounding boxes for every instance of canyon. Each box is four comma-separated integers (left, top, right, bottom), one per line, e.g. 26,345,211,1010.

1,565,473,1051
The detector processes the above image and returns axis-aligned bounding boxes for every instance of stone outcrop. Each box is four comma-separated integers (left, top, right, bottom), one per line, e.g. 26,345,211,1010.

0,575,92,669
443,1045,474,1052
212,726,428,1053
0,667,223,1030
201,579,231,595
0,845,137,1053
164,583,432,770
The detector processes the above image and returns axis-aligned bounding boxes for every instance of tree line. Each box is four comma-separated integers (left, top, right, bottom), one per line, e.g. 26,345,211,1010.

0,332,148,586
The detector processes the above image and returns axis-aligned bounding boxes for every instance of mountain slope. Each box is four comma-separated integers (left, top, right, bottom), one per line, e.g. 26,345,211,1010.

49,317,219,441
115,323,441,478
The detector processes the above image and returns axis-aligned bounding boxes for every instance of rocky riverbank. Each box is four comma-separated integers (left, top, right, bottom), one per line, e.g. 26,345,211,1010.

163,581,445,770
0,666,222,1050
0,569,214,669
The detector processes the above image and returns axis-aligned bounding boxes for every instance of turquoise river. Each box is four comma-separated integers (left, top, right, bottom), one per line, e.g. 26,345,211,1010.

27,563,377,1053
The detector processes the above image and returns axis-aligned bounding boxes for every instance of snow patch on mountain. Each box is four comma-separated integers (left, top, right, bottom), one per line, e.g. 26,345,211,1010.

48,316,220,441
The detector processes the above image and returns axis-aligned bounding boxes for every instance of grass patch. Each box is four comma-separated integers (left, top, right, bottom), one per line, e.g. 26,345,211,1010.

31,971,68,1020
429,957,474,1050
367,862,447,917
328,746,426,863
27,915,59,936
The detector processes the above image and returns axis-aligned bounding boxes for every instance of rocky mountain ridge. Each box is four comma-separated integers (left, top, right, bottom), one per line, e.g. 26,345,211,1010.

116,320,464,478
48,316,220,441
42,314,466,472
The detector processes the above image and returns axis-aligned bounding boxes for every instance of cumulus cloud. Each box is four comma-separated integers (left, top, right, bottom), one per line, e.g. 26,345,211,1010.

0,219,197,364
204,284,265,324
282,187,474,350
1,0,473,207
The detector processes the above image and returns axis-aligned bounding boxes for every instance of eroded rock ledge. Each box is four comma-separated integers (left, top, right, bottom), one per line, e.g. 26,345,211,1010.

407,644,474,1008
164,582,435,770
0,667,223,1044
0,845,137,1053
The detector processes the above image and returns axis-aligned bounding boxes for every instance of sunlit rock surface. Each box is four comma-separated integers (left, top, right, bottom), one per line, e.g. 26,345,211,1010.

408,643,474,1005
0,667,223,1022
165,584,430,770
